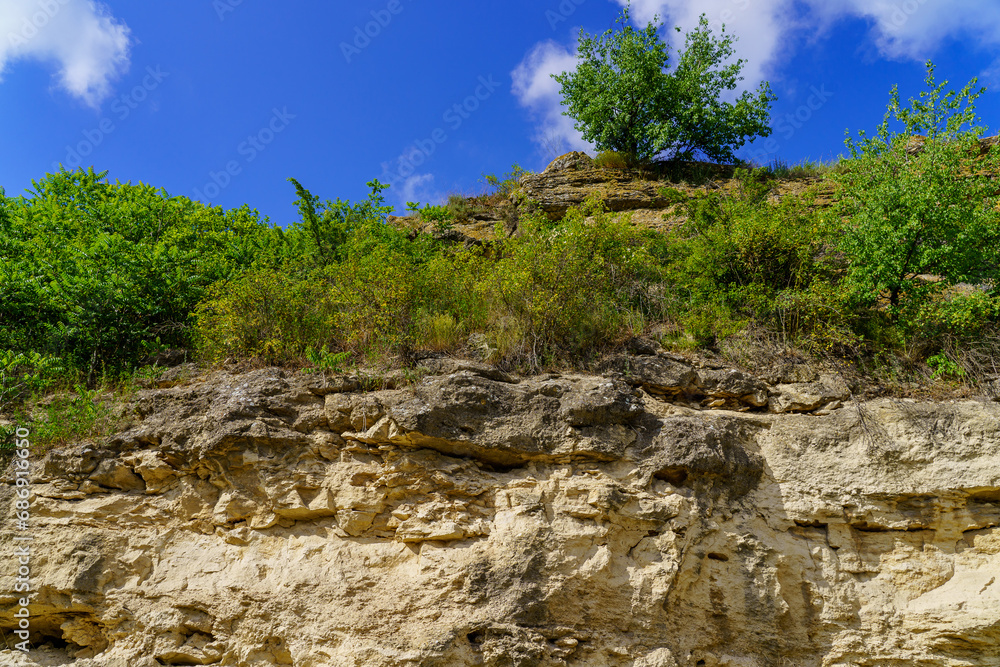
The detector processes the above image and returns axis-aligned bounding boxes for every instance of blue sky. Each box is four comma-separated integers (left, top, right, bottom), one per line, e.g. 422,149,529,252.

2,0,1000,226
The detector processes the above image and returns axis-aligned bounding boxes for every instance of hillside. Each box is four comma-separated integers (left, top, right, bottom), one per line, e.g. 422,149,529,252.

3,133,1000,666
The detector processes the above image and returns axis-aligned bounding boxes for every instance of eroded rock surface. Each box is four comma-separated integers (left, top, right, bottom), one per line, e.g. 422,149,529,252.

1,360,999,666
519,153,675,220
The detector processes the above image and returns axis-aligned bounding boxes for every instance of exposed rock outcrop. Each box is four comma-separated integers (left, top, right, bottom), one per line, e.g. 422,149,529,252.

519,153,676,220
2,358,998,666
388,151,839,242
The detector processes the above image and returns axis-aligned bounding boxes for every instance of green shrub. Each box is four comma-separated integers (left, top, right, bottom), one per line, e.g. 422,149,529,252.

658,186,687,206
194,270,337,364
663,173,828,346
477,195,664,367
594,150,638,170
1,167,280,379
405,200,454,228
446,194,475,221
481,164,530,199
0,351,65,409
286,178,394,269
766,158,837,180
418,204,454,224
303,346,352,374
677,302,746,348
325,246,418,357
415,311,466,351
411,251,488,339
669,192,817,294
23,386,122,451
927,352,965,380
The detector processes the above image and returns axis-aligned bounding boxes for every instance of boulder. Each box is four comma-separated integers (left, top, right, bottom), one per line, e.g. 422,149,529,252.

768,374,850,413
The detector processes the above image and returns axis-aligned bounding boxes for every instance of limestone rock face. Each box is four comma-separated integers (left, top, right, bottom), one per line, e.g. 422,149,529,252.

519,162,673,220
2,364,999,666
542,151,593,173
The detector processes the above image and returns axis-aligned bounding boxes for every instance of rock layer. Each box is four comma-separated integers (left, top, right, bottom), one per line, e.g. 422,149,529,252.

1,359,999,666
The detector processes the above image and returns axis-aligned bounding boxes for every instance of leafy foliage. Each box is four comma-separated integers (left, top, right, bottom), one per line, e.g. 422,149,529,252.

662,169,831,346
0,351,64,410
7,58,1000,421
286,177,393,267
23,385,121,451
194,269,338,365
480,164,529,199
833,62,1000,321
0,168,279,381
553,6,774,163
477,195,665,367
594,150,639,170
303,346,352,374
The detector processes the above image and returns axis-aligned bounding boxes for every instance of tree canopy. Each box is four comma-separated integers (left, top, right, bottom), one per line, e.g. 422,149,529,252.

833,61,1000,319
553,7,775,163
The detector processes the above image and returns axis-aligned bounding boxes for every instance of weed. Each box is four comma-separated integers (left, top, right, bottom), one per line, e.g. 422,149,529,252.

927,353,964,380
481,164,530,200
447,194,476,221
415,311,466,351
304,346,352,374
594,150,638,170
17,385,123,451
0,351,65,410
766,157,840,180
658,186,687,204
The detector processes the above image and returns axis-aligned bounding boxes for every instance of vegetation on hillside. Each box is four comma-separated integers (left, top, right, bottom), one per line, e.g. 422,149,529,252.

2,59,999,448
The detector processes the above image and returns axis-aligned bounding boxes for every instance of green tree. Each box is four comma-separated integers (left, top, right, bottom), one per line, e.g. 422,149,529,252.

553,5,775,163
833,61,1000,316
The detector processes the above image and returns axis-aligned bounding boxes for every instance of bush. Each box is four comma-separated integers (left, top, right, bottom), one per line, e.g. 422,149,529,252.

766,158,837,180
194,270,337,365
1,167,280,379
478,195,664,367
446,194,475,221
418,204,454,224
415,311,466,351
594,150,638,170
480,164,530,200
0,351,65,409
325,247,418,357
663,170,828,346
411,250,488,339
287,178,394,268
23,386,121,450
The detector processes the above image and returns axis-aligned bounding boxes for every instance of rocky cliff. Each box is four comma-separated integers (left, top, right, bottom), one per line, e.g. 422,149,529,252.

2,351,998,666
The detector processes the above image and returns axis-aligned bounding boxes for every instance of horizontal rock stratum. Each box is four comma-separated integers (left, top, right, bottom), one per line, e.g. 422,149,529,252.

1,355,999,666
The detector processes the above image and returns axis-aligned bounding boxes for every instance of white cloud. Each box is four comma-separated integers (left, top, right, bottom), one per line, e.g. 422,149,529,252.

378,143,445,209
514,0,1000,153
620,0,1000,66
806,0,1000,61
396,173,438,208
510,39,593,159
0,0,131,107
616,0,791,87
